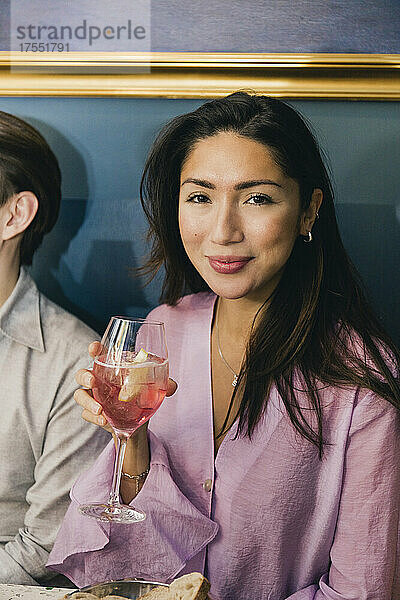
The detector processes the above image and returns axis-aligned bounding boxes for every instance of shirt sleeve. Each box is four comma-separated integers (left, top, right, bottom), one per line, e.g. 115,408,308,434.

0,352,109,585
284,391,400,600
47,430,219,588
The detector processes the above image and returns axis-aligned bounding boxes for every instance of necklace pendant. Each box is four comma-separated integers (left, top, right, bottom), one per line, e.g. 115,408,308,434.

232,375,238,387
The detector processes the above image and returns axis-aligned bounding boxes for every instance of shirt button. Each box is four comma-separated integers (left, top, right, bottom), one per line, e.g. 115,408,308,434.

203,479,212,492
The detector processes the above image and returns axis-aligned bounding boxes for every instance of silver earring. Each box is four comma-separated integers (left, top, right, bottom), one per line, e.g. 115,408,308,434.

303,231,312,243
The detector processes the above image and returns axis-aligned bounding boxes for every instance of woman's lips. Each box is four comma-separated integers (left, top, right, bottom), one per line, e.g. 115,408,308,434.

207,256,252,274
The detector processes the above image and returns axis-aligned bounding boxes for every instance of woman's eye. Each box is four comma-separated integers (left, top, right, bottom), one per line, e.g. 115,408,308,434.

186,193,211,204
245,194,274,205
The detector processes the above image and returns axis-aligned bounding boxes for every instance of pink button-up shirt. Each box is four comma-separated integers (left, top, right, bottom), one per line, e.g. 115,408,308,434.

48,293,400,600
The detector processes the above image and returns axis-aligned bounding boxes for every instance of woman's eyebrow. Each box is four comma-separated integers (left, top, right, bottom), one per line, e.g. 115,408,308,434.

235,179,283,190
180,178,282,189
181,178,215,189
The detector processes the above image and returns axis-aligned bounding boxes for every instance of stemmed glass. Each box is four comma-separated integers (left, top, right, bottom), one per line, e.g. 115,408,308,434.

79,316,168,524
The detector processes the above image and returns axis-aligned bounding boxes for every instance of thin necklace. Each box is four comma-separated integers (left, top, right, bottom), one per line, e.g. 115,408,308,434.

215,312,239,387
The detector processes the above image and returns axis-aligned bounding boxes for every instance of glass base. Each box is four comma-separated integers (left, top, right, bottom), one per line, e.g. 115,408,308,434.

79,502,146,523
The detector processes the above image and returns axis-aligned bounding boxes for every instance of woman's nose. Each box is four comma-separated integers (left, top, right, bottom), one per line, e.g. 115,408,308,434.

210,203,244,245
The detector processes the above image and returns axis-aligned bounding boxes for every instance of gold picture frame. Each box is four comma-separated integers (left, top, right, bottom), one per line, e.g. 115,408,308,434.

1,51,399,99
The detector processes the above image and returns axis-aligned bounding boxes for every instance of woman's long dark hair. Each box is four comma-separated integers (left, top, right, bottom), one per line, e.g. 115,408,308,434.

140,92,400,456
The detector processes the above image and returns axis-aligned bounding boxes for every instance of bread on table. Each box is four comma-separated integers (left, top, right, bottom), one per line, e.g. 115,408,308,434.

136,586,170,600
140,573,210,600
170,572,210,600
64,572,211,600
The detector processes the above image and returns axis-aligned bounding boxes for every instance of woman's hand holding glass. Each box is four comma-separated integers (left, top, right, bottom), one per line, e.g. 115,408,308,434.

74,320,177,524
75,341,177,433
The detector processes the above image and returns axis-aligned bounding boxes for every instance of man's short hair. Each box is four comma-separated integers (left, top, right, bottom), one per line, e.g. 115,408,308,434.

0,111,61,265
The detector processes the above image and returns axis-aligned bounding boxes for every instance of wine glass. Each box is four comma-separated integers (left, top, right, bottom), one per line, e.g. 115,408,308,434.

79,316,168,524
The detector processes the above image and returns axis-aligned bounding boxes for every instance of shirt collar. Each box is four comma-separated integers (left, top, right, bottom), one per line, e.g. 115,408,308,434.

0,267,45,352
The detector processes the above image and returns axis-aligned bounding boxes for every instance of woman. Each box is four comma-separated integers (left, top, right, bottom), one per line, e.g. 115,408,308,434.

48,93,400,600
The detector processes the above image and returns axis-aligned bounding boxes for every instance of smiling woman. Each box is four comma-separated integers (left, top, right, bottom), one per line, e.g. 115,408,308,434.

178,132,321,304
49,93,400,600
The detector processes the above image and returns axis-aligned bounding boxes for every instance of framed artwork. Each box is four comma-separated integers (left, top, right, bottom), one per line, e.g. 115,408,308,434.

1,0,399,99
0,51,399,99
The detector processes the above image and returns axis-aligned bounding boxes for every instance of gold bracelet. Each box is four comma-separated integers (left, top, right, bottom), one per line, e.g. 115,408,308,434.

122,467,150,495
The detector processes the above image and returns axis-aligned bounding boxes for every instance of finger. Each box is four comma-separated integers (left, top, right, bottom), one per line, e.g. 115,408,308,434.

81,407,108,428
89,341,102,358
75,369,94,388
166,378,177,397
74,388,102,415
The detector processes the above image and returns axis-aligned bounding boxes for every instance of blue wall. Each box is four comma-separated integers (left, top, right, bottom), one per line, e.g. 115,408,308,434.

150,0,400,53
2,0,400,52
0,97,398,344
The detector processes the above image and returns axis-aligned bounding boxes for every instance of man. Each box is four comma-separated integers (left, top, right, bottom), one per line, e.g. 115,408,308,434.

0,110,108,584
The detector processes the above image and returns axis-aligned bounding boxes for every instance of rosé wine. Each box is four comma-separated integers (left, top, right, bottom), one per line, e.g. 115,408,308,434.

92,351,168,436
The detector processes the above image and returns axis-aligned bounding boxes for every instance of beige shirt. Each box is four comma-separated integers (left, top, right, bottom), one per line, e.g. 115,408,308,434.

0,268,108,584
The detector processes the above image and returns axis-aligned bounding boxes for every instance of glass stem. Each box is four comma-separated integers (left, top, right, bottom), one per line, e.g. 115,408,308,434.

109,434,128,506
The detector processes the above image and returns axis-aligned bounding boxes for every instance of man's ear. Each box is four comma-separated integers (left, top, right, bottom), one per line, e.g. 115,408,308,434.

300,188,323,236
2,192,39,241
